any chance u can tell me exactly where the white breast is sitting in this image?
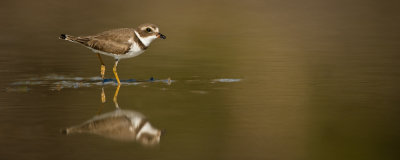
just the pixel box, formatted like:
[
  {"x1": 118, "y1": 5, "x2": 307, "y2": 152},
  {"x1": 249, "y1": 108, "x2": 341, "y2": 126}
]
[{"x1": 115, "y1": 38, "x2": 145, "y2": 59}]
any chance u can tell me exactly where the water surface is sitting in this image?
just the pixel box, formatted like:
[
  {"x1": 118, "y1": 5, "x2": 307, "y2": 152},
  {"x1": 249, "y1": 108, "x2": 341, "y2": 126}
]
[{"x1": 1, "y1": 0, "x2": 400, "y2": 160}]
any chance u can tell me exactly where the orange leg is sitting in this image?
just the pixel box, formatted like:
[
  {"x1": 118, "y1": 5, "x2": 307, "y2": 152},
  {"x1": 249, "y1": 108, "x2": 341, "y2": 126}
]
[
  {"x1": 97, "y1": 53, "x2": 106, "y2": 79},
  {"x1": 96, "y1": 87, "x2": 106, "y2": 115},
  {"x1": 101, "y1": 87, "x2": 106, "y2": 103},
  {"x1": 113, "y1": 84, "x2": 121, "y2": 109},
  {"x1": 112, "y1": 59, "x2": 121, "y2": 85}
]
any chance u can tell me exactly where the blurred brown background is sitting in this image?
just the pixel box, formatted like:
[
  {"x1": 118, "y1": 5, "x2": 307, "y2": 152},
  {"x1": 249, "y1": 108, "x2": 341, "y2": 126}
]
[{"x1": 0, "y1": 0, "x2": 400, "y2": 160}]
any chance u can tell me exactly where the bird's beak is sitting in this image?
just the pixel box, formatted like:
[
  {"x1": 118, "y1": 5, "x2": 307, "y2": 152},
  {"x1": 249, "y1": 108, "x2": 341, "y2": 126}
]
[{"x1": 157, "y1": 33, "x2": 166, "y2": 39}]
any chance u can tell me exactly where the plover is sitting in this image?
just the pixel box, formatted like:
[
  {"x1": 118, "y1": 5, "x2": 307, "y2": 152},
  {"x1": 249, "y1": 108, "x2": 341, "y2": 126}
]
[
  {"x1": 62, "y1": 109, "x2": 162, "y2": 145},
  {"x1": 59, "y1": 23, "x2": 166, "y2": 85}
]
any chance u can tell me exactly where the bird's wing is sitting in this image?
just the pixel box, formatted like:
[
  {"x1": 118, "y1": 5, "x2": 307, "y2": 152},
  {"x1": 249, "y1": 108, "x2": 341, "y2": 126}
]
[{"x1": 76, "y1": 28, "x2": 135, "y2": 55}]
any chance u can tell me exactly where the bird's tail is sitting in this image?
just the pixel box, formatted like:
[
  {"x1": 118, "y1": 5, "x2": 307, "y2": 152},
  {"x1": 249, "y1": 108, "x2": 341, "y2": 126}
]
[
  {"x1": 60, "y1": 128, "x2": 70, "y2": 135},
  {"x1": 59, "y1": 34, "x2": 90, "y2": 45},
  {"x1": 59, "y1": 34, "x2": 77, "y2": 42}
]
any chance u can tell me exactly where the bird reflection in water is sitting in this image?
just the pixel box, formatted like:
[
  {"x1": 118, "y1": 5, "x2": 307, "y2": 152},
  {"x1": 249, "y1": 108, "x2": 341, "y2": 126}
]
[{"x1": 62, "y1": 85, "x2": 163, "y2": 146}]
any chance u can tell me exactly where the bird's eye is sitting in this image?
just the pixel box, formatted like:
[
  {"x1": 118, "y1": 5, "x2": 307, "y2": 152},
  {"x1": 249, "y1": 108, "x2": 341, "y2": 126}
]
[{"x1": 146, "y1": 28, "x2": 152, "y2": 32}]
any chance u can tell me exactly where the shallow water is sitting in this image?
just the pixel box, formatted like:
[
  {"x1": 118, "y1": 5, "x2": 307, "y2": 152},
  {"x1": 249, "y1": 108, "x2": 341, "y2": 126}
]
[{"x1": 1, "y1": 0, "x2": 400, "y2": 160}]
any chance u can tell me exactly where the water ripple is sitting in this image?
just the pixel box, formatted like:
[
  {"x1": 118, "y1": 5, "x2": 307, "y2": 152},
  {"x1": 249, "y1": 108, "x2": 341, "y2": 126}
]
[{"x1": 7, "y1": 74, "x2": 241, "y2": 92}]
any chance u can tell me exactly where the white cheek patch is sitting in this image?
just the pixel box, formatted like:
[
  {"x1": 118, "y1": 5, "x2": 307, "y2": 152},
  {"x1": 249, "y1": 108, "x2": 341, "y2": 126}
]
[
  {"x1": 134, "y1": 31, "x2": 157, "y2": 47},
  {"x1": 140, "y1": 35, "x2": 157, "y2": 47},
  {"x1": 136, "y1": 122, "x2": 160, "y2": 140}
]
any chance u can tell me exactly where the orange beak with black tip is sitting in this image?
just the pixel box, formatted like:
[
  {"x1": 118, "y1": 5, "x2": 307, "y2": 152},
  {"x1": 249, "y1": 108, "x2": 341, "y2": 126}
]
[{"x1": 157, "y1": 33, "x2": 166, "y2": 39}]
